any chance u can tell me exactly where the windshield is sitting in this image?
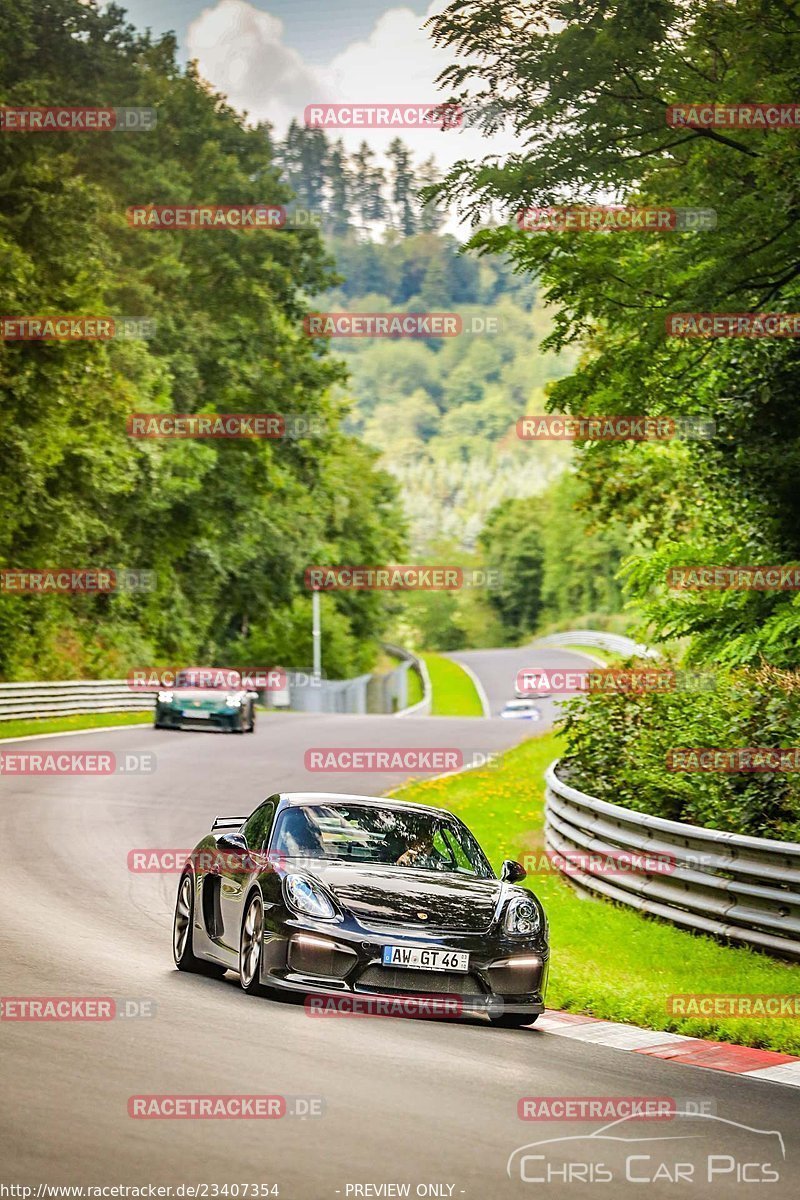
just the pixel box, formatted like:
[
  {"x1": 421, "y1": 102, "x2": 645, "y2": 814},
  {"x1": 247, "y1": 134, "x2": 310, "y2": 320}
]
[
  {"x1": 175, "y1": 668, "x2": 241, "y2": 689},
  {"x1": 270, "y1": 804, "x2": 493, "y2": 877}
]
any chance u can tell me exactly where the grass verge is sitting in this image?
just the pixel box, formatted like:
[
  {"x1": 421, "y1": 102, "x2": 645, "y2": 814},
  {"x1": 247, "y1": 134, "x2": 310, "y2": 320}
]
[
  {"x1": 405, "y1": 665, "x2": 424, "y2": 708},
  {"x1": 421, "y1": 652, "x2": 483, "y2": 717},
  {"x1": 0, "y1": 711, "x2": 152, "y2": 741},
  {"x1": 393, "y1": 730, "x2": 800, "y2": 1054}
]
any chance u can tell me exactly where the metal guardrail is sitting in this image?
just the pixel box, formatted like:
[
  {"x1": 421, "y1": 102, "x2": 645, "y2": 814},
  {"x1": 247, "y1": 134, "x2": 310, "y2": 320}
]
[
  {"x1": 532, "y1": 630, "x2": 661, "y2": 660},
  {"x1": 0, "y1": 646, "x2": 429, "y2": 723},
  {"x1": 384, "y1": 643, "x2": 431, "y2": 717},
  {"x1": 544, "y1": 760, "x2": 800, "y2": 961},
  {"x1": 0, "y1": 679, "x2": 156, "y2": 722}
]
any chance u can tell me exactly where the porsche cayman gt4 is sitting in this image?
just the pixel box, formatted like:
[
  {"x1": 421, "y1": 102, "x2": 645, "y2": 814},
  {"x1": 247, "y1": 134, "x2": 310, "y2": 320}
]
[{"x1": 173, "y1": 792, "x2": 549, "y2": 1027}]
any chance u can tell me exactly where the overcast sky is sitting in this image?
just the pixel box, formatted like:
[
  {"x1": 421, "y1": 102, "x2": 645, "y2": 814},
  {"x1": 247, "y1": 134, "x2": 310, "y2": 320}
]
[{"x1": 112, "y1": 0, "x2": 520, "y2": 173}]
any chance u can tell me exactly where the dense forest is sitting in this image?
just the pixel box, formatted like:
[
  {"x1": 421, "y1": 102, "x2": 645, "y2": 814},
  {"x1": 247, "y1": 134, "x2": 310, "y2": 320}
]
[
  {"x1": 424, "y1": 0, "x2": 800, "y2": 835},
  {"x1": 0, "y1": 0, "x2": 408, "y2": 680}
]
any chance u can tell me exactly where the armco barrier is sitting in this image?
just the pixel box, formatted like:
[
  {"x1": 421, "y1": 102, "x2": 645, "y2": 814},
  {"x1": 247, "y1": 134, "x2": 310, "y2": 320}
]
[
  {"x1": 532, "y1": 630, "x2": 660, "y2": 660},
  {"x1": 0, "y1": 646, "x2": 430, "y2": 722},
  {"x1": 0, "y1": 679, "x2": 157, "y2": 722},
  {"x1": 544, "y1": 760, "x2": 800, "y2": 961},
  {"x1": 383, "y1": 643, "x2": 431, "y2": 717}
]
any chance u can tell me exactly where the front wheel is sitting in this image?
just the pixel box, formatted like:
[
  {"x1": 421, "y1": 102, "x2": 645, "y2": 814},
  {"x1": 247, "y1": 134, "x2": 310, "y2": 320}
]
[
  {"x1": 239, "y1": 891, "x2": 266, "y2": 995},
  {"x1": 173, "y1": 872, "x2": 226, "y2": 977},
  {"x1": 490, "y1": 1011, "x2": 539, "y2": 1029}
]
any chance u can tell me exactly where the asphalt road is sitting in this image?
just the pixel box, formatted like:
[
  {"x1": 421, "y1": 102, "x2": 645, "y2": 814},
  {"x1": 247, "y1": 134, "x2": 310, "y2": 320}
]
[
  {"x1": 1, "y1": 648, "x2": 798, "y2": 1199},
  {"x1": 447, "y1": 644, "x2": 603, "y2": 719}
]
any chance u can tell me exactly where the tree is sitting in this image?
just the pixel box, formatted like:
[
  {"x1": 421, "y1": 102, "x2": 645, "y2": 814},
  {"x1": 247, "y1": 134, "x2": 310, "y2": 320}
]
[
  {"x1": 427, "y1": 0, "x2": 800, "y2": 665},
  {"x1": 479, "y1": 500, "x2": 546, "y2": 637},
  {"x1": 0, "y1": 0, "x2": 408, "y2": 679},
  {"x1": 325, "y1": 140, "x2": 353, "y2": 236},
  {"x1": 387, "y1": 138, "x2": 417, "y2": 236},
  {"x1": 351, "y1": 142, "x2": 387, "y2": 230}
]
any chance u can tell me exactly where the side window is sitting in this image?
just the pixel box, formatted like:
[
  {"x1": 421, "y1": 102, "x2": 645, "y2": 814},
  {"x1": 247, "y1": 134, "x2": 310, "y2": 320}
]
[
  {"x1": 432, "y1": 827, "x2": 456, "y2": 868},
  {"x1": 443, "y1": 828, "x2": 475, "y2": 873},
  {"x1": 242, "y1": 802, "x2": 276, "y2": 852}
]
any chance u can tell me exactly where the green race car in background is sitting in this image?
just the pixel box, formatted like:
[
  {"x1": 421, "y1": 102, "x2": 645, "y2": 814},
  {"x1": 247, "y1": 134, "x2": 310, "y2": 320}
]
[{"x1": 154, "y1": 668, "x2": 257, "y2": 733}]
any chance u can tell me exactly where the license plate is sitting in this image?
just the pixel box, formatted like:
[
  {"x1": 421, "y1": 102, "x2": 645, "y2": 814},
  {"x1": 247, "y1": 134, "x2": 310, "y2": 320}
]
[
  {"x1": 184, "y1": 710, "x2": 211, "y2": 718},
  {"x1": 382, "y1": 946, "x2": 469, "y2": 972}
]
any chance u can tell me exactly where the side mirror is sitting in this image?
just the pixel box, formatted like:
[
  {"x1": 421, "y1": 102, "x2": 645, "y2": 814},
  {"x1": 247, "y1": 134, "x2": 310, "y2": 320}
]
[
  {"x1": 217, "y1": 832, "x2": 248, "y2": 854},
  {"x1": 247, "y1": 691, "x2": 259, "y2": 701},
  {"x1": 501, "y1": 859, "x2": 527, "y2": 884}
]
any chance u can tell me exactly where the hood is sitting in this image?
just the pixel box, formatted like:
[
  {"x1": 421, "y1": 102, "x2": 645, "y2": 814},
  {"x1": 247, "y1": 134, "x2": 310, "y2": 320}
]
[{"x1": 301, "y1": 860, "x2": 503, "y2": 933}]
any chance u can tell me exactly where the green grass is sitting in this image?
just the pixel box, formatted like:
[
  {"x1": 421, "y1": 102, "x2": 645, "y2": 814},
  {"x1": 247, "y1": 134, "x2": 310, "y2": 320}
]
[
  {"x1": 384, "y1": 651, "x2": 425, "y2": 710},
  {"x1": 421, "y1": 652, "x2": 483, "y2": 717},
  {"x1": 393, "y1": 731, "x2": 800, "y2": 1054},
  {"x1": 405, "y1": 665, "x2": 424, "y2": 708},
  {"x1": 0, "y1": 710, "x2": 152, "y2": 741}
]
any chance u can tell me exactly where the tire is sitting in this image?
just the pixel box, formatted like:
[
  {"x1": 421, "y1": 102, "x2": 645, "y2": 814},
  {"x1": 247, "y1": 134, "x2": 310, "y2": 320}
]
[
  {"x1": 173, "y1": 871, "x2": 226, "y2": 977},
  {"x1": 490, "y1": 1012, "x2": 539, "y2": 1029},
  {"x1": 239, "y1": 891, "x2": 266, "y2": 995},
  {"x1": 246, "y1": 705, "x2": 256, "y2": 733}
]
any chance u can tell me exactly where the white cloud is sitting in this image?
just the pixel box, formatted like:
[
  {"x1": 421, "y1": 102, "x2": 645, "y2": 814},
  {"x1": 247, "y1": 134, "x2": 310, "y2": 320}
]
[
  {"x1": 187, "y1": 0, "x2": 320, "y2": 130},
  {"x1": 188, "y1": 0, "x2": 521, "y2": 173}
]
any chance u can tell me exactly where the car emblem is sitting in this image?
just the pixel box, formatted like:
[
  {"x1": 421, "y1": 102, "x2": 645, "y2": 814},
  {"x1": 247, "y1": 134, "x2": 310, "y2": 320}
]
[{"x1": 416, "y1": 911, "x2": 428, "y2": 920}]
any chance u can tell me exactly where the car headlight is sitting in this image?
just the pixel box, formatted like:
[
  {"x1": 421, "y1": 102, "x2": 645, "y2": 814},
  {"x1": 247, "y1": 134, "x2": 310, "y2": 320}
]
[
  {"x1": 284, "y1": 874, "x2": 337, "y2": 921},
  {"x1": 225, "y1": 695, "x2": 242, "y2": 707},
  {"x1": 504, "y1": 895, "x2": 541, "y2": 936},
  {"x1": 157, "y1": 691, "x2": 174, "y2": 704}
]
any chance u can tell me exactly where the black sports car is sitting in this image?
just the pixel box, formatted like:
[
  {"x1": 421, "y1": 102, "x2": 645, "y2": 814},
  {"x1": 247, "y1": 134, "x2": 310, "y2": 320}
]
[{"x1": 172, "y1": 792, "x2": 549, "y2": 1027}]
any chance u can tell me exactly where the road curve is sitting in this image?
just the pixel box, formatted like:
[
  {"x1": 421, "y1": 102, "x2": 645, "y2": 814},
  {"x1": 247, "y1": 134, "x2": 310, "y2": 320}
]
[{"x1": 1, "y1": 649, "x2": 798, "y2": 1198}]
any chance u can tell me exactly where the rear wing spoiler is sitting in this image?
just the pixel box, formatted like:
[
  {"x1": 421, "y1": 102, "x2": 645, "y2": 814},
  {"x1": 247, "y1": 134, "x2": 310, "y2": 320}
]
[{"x1": 212, "y1": 815, "x2": 247, "y2": 831}]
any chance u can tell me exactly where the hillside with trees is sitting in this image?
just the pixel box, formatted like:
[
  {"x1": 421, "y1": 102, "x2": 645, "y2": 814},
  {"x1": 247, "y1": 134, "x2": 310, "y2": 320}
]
[{"x1": 0, "y1": 0, "x2": 407, "y2": 680}]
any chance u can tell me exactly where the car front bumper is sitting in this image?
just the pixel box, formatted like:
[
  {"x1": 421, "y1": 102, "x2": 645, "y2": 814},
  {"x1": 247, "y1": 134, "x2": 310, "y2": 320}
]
[
  {"x1": 259, "y1": 919, "x2": 549, "y2": 1017},
  {"x1": 156, "y1": 705, "x2": 241, "y2": 730}
]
